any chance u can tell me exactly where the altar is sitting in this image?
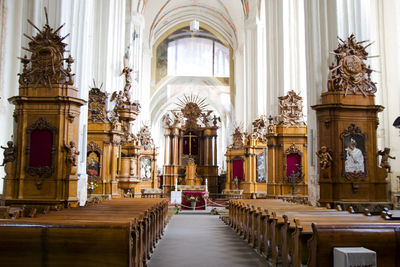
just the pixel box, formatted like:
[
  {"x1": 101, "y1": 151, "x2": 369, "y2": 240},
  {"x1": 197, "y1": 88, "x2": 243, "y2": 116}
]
[{"x1": 181, "y1": 191, "x2": 206, "y2": 210}]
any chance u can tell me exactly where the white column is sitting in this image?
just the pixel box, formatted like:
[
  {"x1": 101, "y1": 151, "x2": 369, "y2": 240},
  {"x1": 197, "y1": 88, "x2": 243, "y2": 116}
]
[
  {"x1": 304, "y1": 0, "x2": 339, "y2": 205},
  {"x1": 282, "y1": 0, "x2": 307, "y2": 116},
  {"x1": 264, "y1": 0, "x2": 284, "y2": 117},
  {"x1": 0, "y1": 0, "x2": 24, "y2": 194},
  {"x1": 370, "y1": 0, "x2": 400, "y2": 201}
]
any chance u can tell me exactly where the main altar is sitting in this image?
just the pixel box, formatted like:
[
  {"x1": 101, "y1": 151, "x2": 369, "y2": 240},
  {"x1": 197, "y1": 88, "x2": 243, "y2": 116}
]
[{"x1": 162, "y1": 95, "x2": 220, "y2": 195}]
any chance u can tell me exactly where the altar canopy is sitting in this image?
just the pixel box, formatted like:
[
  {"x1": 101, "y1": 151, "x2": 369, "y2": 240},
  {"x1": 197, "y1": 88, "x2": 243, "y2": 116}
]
[{"x1": 181, "y1": 191, "x2": 206, "y2": 210}]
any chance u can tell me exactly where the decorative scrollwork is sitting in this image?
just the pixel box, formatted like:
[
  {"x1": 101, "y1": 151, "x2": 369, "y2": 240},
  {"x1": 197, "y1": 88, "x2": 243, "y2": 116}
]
[
  {"x1": 87, "y1": 141, "x2": 102, "y2": 155},
  {"x1": 88, "y1": 86, "x2": 107, "y2": 123},
  {"x1": 284, "y1": 144, "x2": 303, "y2": 156},
  {"x1": 279, "y1": 90, "x2": 305, "y2": 126}
]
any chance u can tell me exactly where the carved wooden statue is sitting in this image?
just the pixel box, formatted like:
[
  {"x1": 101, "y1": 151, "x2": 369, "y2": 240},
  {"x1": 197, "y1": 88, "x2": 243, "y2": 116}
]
[
  {"x1": 377, "y1": 148, "x2": 396, "y2": 173},
  {"x1": 65, "y1": 140, "x2": 79, "y2": 166}
]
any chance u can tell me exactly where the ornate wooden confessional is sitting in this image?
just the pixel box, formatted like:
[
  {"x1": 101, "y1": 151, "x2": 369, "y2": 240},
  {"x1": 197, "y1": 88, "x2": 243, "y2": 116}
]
[
  {"x1": 162, "y1": 95, "x2": 220, "y2": 194},
  {"x1": 3, "y1": 11, "x2": 86, "y2": 207},
  {"x1": 312, "y1": 35, "x2": 391, "y2": 212}
]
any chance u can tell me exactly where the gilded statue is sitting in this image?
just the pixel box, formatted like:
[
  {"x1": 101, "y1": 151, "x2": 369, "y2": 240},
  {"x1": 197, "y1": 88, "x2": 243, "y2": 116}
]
[
  {"x1": 316, "y1": 146, "x2": 333, "y2": 169},
  {"x1": 65, "y1": 140, "x2": 80, "y2": 166},
  {"x1": 1, "y1": 141, "x2": 16, "y2": 166},
  {"x1": 377, "y1": 147, "x2": 396, "y2": 173}
]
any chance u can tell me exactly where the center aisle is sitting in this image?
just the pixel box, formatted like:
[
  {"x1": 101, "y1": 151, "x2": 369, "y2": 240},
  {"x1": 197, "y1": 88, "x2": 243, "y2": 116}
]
[{"x1": 148, "y1": 214, "x2": 268, "y2": 267}]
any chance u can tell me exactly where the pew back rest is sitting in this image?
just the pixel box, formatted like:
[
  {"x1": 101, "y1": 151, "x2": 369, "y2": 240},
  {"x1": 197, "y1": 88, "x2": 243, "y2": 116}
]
[
  {"x1": 0, "y1": 221, "x2": 132, "y2": 267},
  {"x1": 308, "y1": 223, "x2": 400, "y2": 267}
]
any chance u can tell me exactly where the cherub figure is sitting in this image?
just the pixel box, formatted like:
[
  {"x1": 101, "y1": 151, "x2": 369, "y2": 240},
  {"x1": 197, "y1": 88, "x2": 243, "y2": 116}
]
[
  {"x1": 65, "y1": 140, "x2": 80, "y2": 166},
  {"x1": 316, "y1": 146, "x2": 332, "y2": 169},
  {"x1": 1, "y1": 141, "x2": 16, "y2": 166},
  {"x1": 377, "y1": 147, "x2": 396, "y2": 173}
]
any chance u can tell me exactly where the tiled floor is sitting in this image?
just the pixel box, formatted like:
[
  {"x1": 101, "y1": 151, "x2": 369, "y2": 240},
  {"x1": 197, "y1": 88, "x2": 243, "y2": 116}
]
[{"x1": 148, "y1": 215, "x2": 268, "y2": 267}]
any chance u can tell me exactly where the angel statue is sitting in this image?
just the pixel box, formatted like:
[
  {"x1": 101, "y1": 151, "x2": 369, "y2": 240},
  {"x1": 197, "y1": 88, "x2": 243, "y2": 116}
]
[
  {"x1": 1, "y1": 141, "x2": 16, "y2": 166},
  {"x1": 316, "y1": 146, "x2": 333, "y2": 170},
  {"x1": 377, "y1": 147, "x2": 396, "y2": 173},
  {"x1": 65, "y1": 140, "x2": 80, "y2": 166}
]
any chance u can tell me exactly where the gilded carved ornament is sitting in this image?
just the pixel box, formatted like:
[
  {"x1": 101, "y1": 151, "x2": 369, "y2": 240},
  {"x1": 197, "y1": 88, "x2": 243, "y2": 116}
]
[
  {"x1": 88, "y1": 84, "x2": 108, "y2": 123},
  {"x1": 328, "y1": 34, "x2": 377, "y2": 96},
  {"x1": 278, "y1": 90, "x2": 305, "y2": 126},
  {"x1": 137, "y1": 125, "x2": 154, "y2": 150}
]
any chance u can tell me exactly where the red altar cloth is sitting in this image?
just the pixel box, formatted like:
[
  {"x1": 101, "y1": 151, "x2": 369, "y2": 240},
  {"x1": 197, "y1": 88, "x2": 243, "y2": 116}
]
[{"x1": 181, "y1": 191, "x2": 206, "y2": 210}]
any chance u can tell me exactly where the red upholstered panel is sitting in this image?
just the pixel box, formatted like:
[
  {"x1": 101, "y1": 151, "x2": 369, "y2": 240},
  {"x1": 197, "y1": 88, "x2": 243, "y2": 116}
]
[
  {"x1": 286, "y1": 153, "x2": 301, "y2": 177},
  {"x1": 233, "y1": 159, "x2": 244, "y2": 180},
  {"x1": 29, "y1": 130, "x2": 53, "y2": 167}
]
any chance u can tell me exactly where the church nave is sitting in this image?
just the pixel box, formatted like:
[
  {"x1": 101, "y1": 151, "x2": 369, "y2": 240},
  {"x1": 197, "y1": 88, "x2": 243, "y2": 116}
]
[{"x1": 148, "y1": 215, "x2": 267, "y2": 267}]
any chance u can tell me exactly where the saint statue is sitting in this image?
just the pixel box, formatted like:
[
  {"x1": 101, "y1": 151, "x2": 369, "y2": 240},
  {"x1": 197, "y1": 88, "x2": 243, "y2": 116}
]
[{"x1": 345, "y1": 138, "x2": 364, "y2": 173}]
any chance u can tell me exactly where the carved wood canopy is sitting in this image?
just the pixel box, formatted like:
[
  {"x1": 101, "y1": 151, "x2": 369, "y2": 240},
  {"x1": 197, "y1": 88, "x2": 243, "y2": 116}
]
[
  {"x1": 18, "y1": 9, "x2": 74, "y2": 87},
  {"x1": 328, "y1": 34, "x2": 377, "y2": 96}
]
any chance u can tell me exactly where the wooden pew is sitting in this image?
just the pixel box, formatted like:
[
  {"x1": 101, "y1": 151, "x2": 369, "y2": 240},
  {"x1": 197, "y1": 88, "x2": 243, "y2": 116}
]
[
  {"x1": 227, "y1": 199, "x2": 400, "y2": 267},
  {"x1": 0, "y1": 198, "x2": 168, "y2": 267},
  {"x1": 308, "y1": 223, "x2": 400, "y2": 267}
]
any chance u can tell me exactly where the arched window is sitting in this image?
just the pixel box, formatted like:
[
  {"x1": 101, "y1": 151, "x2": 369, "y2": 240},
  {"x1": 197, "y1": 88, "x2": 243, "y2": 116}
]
[{"x1": 156, "y1": 27, "x2": 230, "y2": 81}]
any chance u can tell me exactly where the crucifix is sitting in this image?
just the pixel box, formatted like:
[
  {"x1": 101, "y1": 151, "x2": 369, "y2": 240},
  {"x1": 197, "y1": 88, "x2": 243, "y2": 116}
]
[{"x1": 183, "y1": 132, "x2": 196, "y2": 155}]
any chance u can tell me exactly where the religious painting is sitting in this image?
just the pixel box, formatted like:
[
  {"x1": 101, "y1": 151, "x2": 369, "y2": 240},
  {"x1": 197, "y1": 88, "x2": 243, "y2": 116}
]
[
  {"x1": 340, "y1": 124, "x2": 367, "y2": 180},
  {"x1": 87, "y1": 151, "x2": 100, "y2": 177},
  {"x1": 257, "y1": 150, "x2": 266, "y2": 183},
  {"x1": 141, "y1": 157, "x2": 152, "y2": 180}
]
